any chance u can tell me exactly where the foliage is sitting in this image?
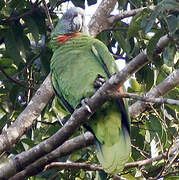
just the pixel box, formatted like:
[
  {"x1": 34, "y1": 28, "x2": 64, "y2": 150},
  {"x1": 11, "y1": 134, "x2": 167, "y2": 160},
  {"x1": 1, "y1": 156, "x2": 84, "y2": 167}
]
[{"x1": 0, "y1": 0, "x2": 178, "y2": 179}]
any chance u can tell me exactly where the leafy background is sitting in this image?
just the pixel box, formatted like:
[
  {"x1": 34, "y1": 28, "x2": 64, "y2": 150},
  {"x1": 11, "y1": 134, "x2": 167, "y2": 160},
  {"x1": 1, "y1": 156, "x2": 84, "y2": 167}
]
[{"x1": 0, "y1": 0, "x2": 178, "y2": 179}]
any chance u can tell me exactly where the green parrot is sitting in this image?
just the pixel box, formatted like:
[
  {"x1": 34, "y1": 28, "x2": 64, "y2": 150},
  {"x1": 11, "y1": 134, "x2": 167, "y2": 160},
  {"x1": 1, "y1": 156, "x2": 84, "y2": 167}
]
[{"x1": 50, "y1": 7, "x2": 131, "y2": 174}]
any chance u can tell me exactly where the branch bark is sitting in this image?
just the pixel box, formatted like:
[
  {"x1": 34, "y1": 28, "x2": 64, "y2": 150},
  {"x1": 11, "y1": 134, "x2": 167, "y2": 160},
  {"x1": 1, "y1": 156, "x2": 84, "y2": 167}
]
[
  {"x1": 9, "y1": 132, "x2": 95, "y2": 180},
  {"x1": 109, "y1": 91, "x2": 179, "y2": 106},
  {"x1": 0, "y1": 74, "x2": 54, "y2": 154},
  {"x1": 88, "y1": 0, "x2": 118, "y2": 37},
  {"x1": 107, "y1": 7, "x2": 147, "y2": 25},
  {"x1": 10, "y1": 135, "x2": 179, "y2": 179}
]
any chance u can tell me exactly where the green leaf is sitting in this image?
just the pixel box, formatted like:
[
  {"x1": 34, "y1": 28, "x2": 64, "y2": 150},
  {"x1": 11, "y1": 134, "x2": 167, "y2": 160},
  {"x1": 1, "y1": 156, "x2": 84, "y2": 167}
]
[
  {"x1": 31, "y1": 12, "x2": 46, "y2": 35},
  {"x1": 136, "y1": 65, "x2": 154, "y2": 90},
  {"x1": 163, "y1": 42, "x2": 176, "y2": 67},
  {"x1": 50, "y1": 0, "x2": 58, "y2": 8},
  {"x1": 0, "y1": 0, "x2": 5, "y2": 10},
  {"x1": 3, "y1": 29, "x2": 23, "y2": 62},
  {"x1": 0, "y1": 58, "x2": 13, "y2": 67},
  {"x1": 141, "y1": 6, "x2": 162, "y2": 33},
  {"x1": 129, "y1": 0, "x2": 141, "y2": 8},
  {"x1": 146, "y1": 114, "x2": 163, "y2": 141},
  {"x1": 9, "y1": 85, "x2": 20, "y2": 104},
  {"x1": 0, "y1": 115, "x2": 7, "y2": 129},
  {"x1": 145, "y1": 68, "x2": 154, "y2": 90},
  {"x1": 129, "y1": 78, "x2": 142, "y2": 93},
  {"x1": 97, "y1": 31, "x2": 110, "y2": 45},
  {"x1": 4, "y1": 66, "x2": 17, "y2": 75},
  {"x1": 166, "y1": 15, "x2": 178, "y2": 34},
  {"x1": 131, "y1": 126, "x2": 145, "y2": 160},
  {"x1": 165, "y1": 176, "x2": 179, "y2": 180},
  {"x1": 156, "y1": 70, "x2": 167, "y2": 84},
  {"x1": 8, "y1": 0, "x2": 24, "y2": 9},
  {"x1": 161, "y1": 0, "x2": 179, "y2": 10},
  {"x1": 127, "y1": 11, "x2": 146, "y2": 39},
  {"x1": 113, "y1": 32, "x2": 131, "y2": 57},
  {"x1": 40, "y1": 47, "x2": 52, "y2": 74},
  {"x1": 147, "y1": 30, "x2": 165, "y2": 61},
  {"x1": 21, "y1": 138, "x2": 35, "y2": 148},
  {"x1": 71, "y1": 0, "x2": 85, "y2": 8},
  {"x1": 118, "y1": 0, "x2": 127, "y2": 7},
  {"x1": 87, "y1": 0, "x2": 97, "y2": 6},
  {"x1": 23, "y1": 16, "x2": 39, "y2": 44}
]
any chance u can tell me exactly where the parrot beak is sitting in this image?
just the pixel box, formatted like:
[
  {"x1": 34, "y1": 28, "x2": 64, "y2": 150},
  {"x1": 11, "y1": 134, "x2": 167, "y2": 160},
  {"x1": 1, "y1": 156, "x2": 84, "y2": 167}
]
[{"x1": 72, "y1": 14, "x2": 83, "y2": 32}]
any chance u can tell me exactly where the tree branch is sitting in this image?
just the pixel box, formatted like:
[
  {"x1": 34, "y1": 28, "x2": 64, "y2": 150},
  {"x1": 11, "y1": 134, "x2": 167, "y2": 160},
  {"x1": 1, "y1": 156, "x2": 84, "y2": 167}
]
[
  {"x1": 9, "y1": 132, "x2": 95, "y2": 180},
  {"x1": 10, "y1": 135, "x2": 179, "y2": 179},
  {"x1": 0, "y1": 66, "x2": 28, "y2": 89},
  {"x1": 109, "y1": 92, "x2": 179, "y2": 106},
  {"x1": 41, "y1": 0, "x2": 54, "y2": 31},
  {"x1": 0, "y1": 34, "x2": 171, "y2": 179},
  {"x1": 44, "y1": 162, "x2": 102, "y2": 171},
  {"x1": 0, "y1": 7, "x2": 40, "y2": 25},
  {"x1": 0, "y1": 74, "x2": 54, "y2": 154},
  {"x1": 129, "y1": 69, "x2": 179, "y2": 119},
  {"x1": 107, "y1": 7, "x2": 147, "y2": 25},
  {"x1": 88, "y1": 0, "x2": 118, "y2": 37}
]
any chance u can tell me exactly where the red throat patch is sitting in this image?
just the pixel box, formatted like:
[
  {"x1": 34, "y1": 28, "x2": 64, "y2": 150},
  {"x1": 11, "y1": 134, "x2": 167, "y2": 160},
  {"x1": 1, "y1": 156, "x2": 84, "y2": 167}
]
[{"x1": 56, "y1": 32, "x2": 82, "y2": 45}]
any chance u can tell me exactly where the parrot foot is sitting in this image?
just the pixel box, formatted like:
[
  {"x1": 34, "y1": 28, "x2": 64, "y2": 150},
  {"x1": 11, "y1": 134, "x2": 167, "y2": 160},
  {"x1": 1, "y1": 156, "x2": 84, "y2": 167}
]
[
  {"x1": 81, "y1": 98, "x2": 92, "y2": 113},
  {"x1": 94, "y1": 74, "x2": 106, "y2": 90}
]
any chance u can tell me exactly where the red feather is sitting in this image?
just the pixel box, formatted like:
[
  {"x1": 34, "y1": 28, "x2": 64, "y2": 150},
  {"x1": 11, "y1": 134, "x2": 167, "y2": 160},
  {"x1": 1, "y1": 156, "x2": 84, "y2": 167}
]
[{"x1": 56, "y1": 33, "x2": 81, "y2": 45}]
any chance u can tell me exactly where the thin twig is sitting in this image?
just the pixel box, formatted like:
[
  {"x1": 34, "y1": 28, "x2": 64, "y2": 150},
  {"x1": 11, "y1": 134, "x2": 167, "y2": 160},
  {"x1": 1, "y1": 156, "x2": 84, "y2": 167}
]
[
  {"x1": 0, "y1": 7, "x2": 39, "y2": 25},
  {"x1": 109, "y1": 92, "x2": 179, "y2": 106},
  {"x1": 131, "y1": 144, "x2": 149, "y2": 158},
  {"x1": 41, "y1": 0, "x2": 54, "y2": 31},
  {"x1": 108, "y1": 7, "x2": 148, "y2": 25},
  {"x1": 14, "y1": 52, "x2": 42, "y2": 80},
  {"x1": 0, "y1": 66, "x2": 27, "y2": 89},
  {"x1": 163, "y1": 170, "x2": 179, "y2": 178},
  {"x1": 45, "y1": 162, "x2": 103, "y2": 171}
]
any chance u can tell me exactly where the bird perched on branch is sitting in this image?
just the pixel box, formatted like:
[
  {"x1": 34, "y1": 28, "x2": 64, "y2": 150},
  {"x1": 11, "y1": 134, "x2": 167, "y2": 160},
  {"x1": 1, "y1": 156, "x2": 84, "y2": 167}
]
[{"x1": 50, "y1": 7, "x2": 131, "y2": 174}]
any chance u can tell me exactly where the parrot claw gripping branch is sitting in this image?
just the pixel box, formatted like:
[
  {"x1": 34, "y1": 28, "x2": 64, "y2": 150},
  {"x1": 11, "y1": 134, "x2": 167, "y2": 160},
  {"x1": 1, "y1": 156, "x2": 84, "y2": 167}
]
[{"x1": 50, "y1": 7, "x2": 131, "y2": 174}]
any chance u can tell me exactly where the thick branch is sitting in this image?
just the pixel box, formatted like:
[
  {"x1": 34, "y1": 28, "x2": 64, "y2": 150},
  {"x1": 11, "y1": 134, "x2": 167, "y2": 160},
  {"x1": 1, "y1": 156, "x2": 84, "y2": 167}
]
[
  {"x1": 10, "y1": 135, "x2": 179, "y2": 179},
  {"x1": 88, "y1": 0, "x2": 118, "y2": 37},
  {"x1": 129, "y1": 69, "x2": 179, "y2": 119},
  {"x1": 0, "y1": 74, "x2": 54, "y2": 154},
  {"x1": 9, "y1": 132, "x2": 95, "y2": 180},
  {"x1": 0, "y1": 35, "x2": 170, "y2": 179}
]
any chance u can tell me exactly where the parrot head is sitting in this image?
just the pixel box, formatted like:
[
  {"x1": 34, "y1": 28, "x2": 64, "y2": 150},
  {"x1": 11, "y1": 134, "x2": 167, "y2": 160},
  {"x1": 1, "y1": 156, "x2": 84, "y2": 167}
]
[{"x1": 52, "y1": 7, "x2": 87, "y2": 37}]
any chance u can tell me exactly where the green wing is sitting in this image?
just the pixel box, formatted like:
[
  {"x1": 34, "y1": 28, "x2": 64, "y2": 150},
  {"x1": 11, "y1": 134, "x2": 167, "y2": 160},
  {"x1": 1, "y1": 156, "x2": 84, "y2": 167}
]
[{"x1": 91, "y1": 40, "x2": 118, "y2": 76}]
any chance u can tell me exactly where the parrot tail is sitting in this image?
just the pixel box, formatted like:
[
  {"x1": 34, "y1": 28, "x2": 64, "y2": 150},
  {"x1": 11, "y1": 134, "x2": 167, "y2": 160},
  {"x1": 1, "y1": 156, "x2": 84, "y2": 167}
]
[{"x1": 95, "y1": 127, "x2": 131, "y2": 174}]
